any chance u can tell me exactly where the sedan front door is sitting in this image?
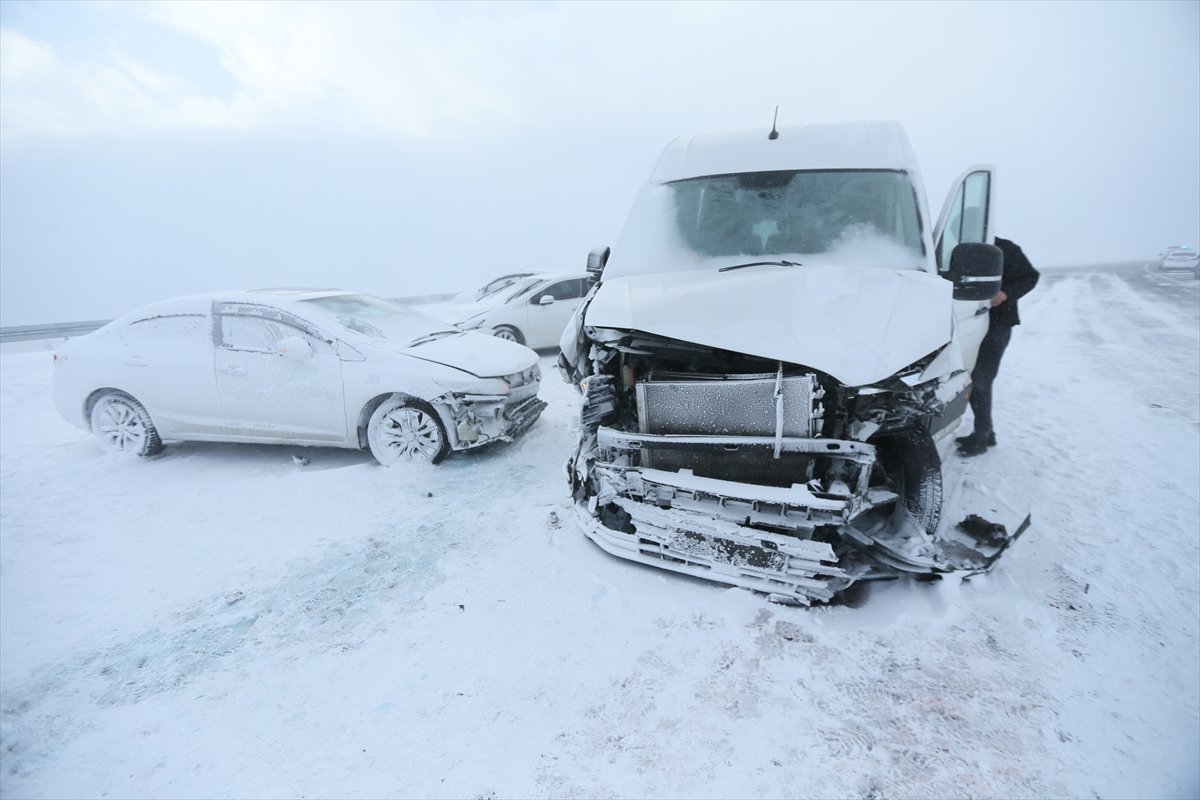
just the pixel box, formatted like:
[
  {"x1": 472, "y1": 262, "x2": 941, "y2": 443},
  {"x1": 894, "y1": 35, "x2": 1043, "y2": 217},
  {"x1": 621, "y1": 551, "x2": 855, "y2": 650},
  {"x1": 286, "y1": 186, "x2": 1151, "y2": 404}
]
[
  {"x1": 524, "y1": 279, "x2": 587, "y2": 349},
  {"x1": 213, "y1": 303, "x2": 348, "y2": 443}
]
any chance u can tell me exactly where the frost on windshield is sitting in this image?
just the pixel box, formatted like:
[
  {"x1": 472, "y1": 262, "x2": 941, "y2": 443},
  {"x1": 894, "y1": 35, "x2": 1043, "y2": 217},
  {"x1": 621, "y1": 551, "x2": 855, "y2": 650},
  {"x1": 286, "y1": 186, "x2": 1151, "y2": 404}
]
[
  {"x1": 606, "y1": 169, "x2": 925, "y2": 277},
  {"x1": 300, "y1": 294, "x2": 451, "y2": 342}
]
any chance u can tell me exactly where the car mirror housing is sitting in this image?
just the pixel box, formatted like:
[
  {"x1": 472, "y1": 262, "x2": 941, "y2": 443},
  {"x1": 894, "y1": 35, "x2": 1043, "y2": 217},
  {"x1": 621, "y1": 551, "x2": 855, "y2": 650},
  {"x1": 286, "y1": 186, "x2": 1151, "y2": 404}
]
[
  {"x1": 276, "y1": 335, "x2": 313, "y2": 360},
  {"x1": 948, "y1": 242, "x2": 1003, "y2": 301},
  {"x1": 538, "y1": 295, "x2": 556, "y2": 306},
  {"x1": 586, "y1": 245, "x2": 610, "y2": 287}
]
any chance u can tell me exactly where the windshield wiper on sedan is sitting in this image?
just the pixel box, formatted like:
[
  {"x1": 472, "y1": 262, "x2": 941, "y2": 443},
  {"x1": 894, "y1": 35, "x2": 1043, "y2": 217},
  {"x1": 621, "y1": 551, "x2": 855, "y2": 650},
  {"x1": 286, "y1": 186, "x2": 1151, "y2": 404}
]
[
  {"x1": 718, "y1": 259, "x2": 803, "y2": 273},
  {"x1": 407, "y1": 330, "x2": 461, "y2": 347}
]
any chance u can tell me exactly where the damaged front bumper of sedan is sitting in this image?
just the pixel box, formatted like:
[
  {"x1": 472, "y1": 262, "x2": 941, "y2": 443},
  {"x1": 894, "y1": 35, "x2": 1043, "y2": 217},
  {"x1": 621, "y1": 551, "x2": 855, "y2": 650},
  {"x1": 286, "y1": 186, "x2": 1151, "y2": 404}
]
[{"x1": 437, "y1": 366, "x2": 548, "y2": 452}]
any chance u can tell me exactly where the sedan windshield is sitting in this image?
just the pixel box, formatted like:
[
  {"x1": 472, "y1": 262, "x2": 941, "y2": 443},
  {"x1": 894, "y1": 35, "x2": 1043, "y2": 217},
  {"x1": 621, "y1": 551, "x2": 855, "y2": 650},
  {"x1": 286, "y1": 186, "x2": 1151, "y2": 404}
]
[
  {"x1": 607, "y1": 169, "x2": 926, "y2": 278},
  {"x1": 300, "y1": 294, "x2": 454, "y2": 343}
]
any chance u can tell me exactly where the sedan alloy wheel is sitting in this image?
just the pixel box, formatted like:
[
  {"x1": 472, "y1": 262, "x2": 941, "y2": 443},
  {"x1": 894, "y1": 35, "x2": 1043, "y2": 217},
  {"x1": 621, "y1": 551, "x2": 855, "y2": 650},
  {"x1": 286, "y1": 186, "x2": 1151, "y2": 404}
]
[{"x1": 367, "y1": 398, "x2": 448, "y2": 465}]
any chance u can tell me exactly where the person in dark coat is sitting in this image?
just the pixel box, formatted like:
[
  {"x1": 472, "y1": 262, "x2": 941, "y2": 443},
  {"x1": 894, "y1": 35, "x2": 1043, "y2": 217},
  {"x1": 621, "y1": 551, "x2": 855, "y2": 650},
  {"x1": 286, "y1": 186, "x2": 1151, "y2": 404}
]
[{"x1": 956, "y1": 236, "x2": 1040, "y2": 456}]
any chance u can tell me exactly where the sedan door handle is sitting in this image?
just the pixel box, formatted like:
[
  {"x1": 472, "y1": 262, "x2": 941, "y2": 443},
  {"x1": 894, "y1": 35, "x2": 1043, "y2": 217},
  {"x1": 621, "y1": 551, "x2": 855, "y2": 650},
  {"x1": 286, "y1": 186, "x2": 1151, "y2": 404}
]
[
  {"x1": 219, "y1": 363, "x2": 247, "y2": 377},
  {"x1": 122, "y1": 355, "x2": 147, "y2": 367}
]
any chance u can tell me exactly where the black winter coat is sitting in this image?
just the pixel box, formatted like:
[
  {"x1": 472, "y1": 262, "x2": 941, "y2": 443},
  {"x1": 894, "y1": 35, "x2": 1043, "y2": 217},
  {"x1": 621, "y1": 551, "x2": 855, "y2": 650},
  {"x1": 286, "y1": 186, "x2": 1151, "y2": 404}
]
[{"x1": 990, "y1": 237, "x2": 1039, "y2": 327}]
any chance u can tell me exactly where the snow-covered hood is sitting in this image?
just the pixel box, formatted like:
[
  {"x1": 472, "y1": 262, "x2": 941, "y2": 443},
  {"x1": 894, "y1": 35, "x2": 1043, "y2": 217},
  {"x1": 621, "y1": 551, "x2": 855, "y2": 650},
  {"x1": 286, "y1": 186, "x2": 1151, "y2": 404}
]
[
  {"x1": 584, "y1": 266, "x2": 953, "y2": 387},
  {"x1": 399, "y1": 332, "x2": 538, "y2": 378}
]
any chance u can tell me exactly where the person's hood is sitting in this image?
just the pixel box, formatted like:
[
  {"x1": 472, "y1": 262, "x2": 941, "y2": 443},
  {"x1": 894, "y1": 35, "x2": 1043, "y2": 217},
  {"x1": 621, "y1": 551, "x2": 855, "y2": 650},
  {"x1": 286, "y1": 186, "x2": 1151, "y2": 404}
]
[
  {"x1": 399, "y1": 331, "x2": 538, "y2": 378},
  {"x1": 583, "y1": 266, "x2": 953, "y2": 387}
]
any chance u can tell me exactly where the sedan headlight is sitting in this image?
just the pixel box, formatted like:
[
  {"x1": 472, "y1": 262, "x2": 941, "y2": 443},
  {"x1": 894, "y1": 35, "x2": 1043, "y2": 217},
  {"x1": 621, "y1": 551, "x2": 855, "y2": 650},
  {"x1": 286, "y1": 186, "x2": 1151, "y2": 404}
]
[
  {"x1": 433, "y1": 375, "x2": 510, "y2": 396},
  {"x1": 504, "y1": 363, "x2": 542, "y2": 388}
]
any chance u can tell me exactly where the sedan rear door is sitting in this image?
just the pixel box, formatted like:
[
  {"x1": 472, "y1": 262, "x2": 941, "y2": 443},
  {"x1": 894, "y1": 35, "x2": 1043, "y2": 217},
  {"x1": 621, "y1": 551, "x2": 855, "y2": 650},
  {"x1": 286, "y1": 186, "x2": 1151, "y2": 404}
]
[{"x1": 115, "y1": 312, "x2": 226, "y2": 437}]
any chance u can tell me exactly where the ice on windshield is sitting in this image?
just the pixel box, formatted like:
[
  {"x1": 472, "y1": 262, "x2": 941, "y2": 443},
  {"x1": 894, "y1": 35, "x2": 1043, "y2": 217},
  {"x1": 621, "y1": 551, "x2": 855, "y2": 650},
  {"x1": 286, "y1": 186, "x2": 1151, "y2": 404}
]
[
  {"x1": 300, "y1": 294, "x2": 454, "y2": 343},
  {"x1": 606, "y1": 169, "x2": 926, "y2": 277}
]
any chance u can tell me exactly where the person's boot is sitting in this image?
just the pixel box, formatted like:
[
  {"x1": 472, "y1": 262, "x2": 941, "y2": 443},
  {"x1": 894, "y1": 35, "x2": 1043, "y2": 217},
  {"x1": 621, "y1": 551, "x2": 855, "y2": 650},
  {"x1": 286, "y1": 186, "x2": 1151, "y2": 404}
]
[{"x1": 956, "y1": 430, "x2": 996, "y2": 456}]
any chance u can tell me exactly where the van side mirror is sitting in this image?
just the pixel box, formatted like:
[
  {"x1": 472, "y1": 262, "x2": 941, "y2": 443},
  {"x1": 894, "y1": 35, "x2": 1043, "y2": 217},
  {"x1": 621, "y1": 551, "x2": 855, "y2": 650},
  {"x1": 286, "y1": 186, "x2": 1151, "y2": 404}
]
[
  {"x1": 586, "y1": 246, "x2": 610, "y2": 286},
  {"x1": 948, "y1": 242, "x2": 1003, "y2": 301}
]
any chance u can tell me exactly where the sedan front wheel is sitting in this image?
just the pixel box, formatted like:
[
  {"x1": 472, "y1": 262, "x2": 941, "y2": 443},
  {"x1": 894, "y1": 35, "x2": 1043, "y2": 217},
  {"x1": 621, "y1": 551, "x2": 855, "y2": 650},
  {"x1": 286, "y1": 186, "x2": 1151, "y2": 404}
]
[
  {"x1": 367, "y1": 397, "x2": 448, "y2": 465},
  {"x1": 492, "y1": 325, "x2": 524, "y2": 344}
]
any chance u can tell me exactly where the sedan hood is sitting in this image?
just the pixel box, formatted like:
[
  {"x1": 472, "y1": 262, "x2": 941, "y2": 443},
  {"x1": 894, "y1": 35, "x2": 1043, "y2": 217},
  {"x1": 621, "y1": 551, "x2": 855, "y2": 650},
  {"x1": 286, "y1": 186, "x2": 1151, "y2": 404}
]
[
  {"x1": 401, "y1": 331, "x2": 538, "y2": 378},
  {"x1": 584, "y1": 266, "x2": 953, "y2": 386}
]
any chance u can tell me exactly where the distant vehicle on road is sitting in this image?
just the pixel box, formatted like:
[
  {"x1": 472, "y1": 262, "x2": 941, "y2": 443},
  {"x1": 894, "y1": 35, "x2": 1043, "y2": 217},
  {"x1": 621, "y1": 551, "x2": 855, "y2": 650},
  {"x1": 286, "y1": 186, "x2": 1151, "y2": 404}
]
[
  {"x1": 438, "y1": 273, "x2": 590, "y2": 349},
  {"x1": 53, "y1": 289, "x2": 546, "y2": 465},
  {"x1": 1158, "y1": 245, "x2": 1199, "y2": 277}
]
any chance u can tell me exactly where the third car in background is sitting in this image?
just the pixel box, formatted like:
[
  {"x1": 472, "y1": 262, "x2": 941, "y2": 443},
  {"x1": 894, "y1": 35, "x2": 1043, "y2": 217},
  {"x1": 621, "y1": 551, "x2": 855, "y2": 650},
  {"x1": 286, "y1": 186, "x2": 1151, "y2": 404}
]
[
  {"x1": 1159, "y1": 245, "x2": 1199, "y2": 277},
  {"x1": 438, "y1": 273, "x2": 589, "y2": 350}
]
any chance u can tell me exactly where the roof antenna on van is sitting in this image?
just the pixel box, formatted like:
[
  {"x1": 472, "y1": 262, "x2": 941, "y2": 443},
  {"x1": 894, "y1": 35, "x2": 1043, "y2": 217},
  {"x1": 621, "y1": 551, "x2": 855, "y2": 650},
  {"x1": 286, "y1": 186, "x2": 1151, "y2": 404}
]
[{"x1": 768, "y1": 106, "x2": 780, "y2": 140}]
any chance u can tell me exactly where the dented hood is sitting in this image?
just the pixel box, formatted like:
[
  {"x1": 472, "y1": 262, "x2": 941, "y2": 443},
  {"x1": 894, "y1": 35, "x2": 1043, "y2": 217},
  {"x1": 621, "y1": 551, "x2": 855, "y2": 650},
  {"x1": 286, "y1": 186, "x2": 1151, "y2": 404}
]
[
  {"x1": 584, "y1": 266, "x2": 953, "y2": 387},
  {"x1": 399, "y1": 332, "x2": 537, "y2": 378}
]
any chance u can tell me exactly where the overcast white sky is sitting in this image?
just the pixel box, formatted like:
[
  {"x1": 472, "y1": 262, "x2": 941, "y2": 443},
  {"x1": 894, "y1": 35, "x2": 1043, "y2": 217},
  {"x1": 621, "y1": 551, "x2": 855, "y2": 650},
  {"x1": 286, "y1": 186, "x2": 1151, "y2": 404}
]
[{"x1": 1, "y1": 0, "x2": 1197, "y2": 325}]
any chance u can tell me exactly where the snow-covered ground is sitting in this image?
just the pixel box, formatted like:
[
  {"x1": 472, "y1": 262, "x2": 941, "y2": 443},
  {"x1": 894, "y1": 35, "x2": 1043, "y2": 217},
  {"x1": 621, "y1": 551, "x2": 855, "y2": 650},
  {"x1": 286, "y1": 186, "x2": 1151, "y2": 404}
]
[{"x1": 1, "y1": 263, "x2": 1197, "y2": 798}]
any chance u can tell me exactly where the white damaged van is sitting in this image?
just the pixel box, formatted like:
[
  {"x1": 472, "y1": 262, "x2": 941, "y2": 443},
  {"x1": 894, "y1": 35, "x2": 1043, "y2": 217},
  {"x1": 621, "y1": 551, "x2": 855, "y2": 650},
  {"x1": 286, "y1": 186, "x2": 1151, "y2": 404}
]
[{"x1": 559, "y1": 121, "x2": 1029, "y2": 604}]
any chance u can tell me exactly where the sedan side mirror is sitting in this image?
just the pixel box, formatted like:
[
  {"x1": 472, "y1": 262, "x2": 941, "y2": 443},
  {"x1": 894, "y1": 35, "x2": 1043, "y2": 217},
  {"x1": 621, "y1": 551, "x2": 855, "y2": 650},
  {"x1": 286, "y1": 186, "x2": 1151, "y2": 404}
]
[
  {"x1": 948, "y1": 242, "x2": 1003, "y2": 301},
  {"x1": 276, "y1": 335, "x2": 313, "y2": 360},
  {"x1": 538, "y1": 295, "x2": 556, "y2": 306}
]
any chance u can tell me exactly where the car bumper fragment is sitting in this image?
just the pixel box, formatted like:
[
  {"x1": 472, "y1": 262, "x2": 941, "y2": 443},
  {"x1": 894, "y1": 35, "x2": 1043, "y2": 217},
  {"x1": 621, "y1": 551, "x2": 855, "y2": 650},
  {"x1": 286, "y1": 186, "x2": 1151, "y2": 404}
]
[
  {"x1": 574, "y1": 501, "x2": 847, "y2": 605},
  {"x1": 503, "y1": 395, "x2": 548, "y2": 440}
]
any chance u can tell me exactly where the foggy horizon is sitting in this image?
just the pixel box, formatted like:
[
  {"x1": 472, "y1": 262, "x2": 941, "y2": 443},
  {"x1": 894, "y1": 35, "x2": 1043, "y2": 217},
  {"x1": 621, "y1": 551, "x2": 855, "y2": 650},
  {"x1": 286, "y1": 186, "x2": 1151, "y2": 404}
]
[{"x1": 2, "y1": 0, "x2": 1197, "y2": 325}]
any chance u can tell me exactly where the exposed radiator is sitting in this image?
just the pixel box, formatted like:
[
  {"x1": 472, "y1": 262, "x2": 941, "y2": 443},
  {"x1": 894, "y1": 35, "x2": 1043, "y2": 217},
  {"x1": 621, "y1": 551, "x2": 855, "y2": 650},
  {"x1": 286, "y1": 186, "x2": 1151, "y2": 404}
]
[{"x1": 635, "y1": 371, "x2": 818, "y2": 437}]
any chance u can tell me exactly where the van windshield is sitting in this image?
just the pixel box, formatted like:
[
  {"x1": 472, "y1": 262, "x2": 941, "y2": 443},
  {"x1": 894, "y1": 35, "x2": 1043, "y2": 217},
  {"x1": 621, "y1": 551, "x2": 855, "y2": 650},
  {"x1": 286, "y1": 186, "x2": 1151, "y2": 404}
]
[{"x1": 606, "y1": 169, "x2": 926, "y2": 277}]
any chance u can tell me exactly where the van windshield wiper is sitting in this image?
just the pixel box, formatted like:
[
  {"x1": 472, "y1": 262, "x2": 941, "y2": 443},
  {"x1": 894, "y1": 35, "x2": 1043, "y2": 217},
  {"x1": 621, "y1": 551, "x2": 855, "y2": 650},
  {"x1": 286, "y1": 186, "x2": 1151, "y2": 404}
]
[{"x1": 718, "y1": 259, "x2": 803, "y2": 273}]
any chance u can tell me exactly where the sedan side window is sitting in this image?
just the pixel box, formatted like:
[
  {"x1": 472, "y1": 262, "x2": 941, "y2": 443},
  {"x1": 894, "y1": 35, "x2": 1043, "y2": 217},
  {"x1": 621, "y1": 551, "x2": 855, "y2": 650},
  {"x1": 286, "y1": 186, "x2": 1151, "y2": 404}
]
[
  {"x1": 121, "y1": 314, "x2": 208, "y2": 345},
  {"x1": 533, "y1": 280, "x2": 585, "y2": 304},
  {"x1": 218, "y1": 315, "x2": 308, "y2": 353}
]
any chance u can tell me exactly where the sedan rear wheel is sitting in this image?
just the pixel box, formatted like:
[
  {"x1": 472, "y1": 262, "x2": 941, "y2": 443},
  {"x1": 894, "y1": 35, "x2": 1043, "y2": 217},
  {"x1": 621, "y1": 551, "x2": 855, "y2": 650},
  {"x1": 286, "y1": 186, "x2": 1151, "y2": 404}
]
[
  {"x1": 90, "y1": 391, "x2": 164, "y2": 457},
  {"x1": 367, "y1": 398, "x2": 448, "y2": 465}
]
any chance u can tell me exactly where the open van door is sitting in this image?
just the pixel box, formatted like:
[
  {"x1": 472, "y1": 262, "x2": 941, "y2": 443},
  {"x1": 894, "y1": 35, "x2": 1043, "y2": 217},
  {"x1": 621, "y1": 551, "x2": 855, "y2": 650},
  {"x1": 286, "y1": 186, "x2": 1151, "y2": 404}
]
[{"x1": 934, "y1": 166, "x2": 996, "y2": 373}]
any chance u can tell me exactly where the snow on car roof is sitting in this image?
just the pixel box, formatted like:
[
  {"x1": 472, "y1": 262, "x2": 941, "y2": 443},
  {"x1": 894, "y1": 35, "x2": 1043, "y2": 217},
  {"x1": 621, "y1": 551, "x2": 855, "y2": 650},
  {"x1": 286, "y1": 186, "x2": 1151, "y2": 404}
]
[
  {"x1": 113, "y1": 289, "x2": 367, "y2": 323},
  {"x1": 650, "y1": 120, "x2": 919, "y2": 183}
]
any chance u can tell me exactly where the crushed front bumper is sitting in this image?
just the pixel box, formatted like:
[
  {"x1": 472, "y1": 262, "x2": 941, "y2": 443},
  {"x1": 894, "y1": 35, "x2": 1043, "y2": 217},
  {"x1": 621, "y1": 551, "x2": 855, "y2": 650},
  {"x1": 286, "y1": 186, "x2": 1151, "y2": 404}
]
[{"x1": 575, "y1": 452, "x2": 1031, "y2": 604}]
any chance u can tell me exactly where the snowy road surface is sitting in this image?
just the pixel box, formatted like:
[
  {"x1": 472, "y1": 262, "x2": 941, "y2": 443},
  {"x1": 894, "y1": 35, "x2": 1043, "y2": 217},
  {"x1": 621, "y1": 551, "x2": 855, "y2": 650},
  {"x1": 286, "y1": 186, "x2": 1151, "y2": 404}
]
[{"x1": 2, "y1": 263, "x2": 1198, "y2": 798}]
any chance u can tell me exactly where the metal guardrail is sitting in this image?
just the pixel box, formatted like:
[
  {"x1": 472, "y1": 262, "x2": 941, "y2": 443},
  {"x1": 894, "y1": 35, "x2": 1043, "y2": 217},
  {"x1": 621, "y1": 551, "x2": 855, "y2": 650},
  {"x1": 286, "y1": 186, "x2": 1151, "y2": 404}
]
[
  {"x1": 0, "y1": 293, "x2": 457, "y2": 345},
  {"x1": 0, "y1": 320, "x2": 113, "y2": 343}
]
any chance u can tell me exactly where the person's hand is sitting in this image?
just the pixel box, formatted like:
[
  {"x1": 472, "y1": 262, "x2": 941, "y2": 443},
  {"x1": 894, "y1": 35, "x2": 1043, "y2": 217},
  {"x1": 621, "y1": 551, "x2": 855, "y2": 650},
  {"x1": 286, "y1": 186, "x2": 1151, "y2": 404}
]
[{"x1": 990, "y1": 290, "x2": 1008, "y2": 308}]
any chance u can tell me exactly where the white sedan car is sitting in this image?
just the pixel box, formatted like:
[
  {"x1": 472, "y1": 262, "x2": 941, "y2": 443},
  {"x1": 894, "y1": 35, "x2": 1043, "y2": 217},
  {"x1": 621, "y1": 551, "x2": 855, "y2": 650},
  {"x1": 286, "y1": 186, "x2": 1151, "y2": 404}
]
[
  {"x1": 53, "y1": 289, "x2": 547, "y2": 465},
  {"x1": 437, "y1": 273, "x2": 590, "y2": 350}
]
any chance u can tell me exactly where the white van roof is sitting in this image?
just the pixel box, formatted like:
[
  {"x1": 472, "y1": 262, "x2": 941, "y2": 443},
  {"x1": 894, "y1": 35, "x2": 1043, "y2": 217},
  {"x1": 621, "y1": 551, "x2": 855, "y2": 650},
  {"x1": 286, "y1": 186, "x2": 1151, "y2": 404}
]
[{"x1": 649, "y1": 120, "x2": 919, "y2": 183}]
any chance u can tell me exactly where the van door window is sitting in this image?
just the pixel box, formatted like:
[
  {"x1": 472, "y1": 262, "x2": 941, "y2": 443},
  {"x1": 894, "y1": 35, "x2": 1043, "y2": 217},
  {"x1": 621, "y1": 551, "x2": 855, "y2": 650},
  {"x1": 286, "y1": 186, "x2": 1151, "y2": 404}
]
[{"x1": 937, "y1": 170, "x2": 991, "y2": 272}]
